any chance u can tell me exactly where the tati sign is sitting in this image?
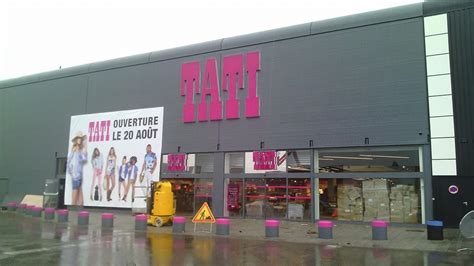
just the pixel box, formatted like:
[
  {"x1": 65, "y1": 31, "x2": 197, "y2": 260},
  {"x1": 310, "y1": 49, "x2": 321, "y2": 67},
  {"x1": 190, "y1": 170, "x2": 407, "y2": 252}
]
[
  {"x1": 253, "y1": 151, "x2": 277, "y2": 170},
  {"x1": 180, "y1": 51, "x2": 261, "y2": 123},
  {"x1": 167, "y1": 153, "x2": 186, "y2": 172}
]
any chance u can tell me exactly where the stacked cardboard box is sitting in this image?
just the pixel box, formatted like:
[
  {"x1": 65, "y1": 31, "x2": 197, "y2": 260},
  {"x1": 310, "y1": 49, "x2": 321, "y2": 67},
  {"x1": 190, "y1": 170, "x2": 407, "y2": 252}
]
[
  {"x1": 362, "y1": 179, "x2": 390, "y2": 221},
  {"x1": 245, "y1": 200, "x2": 264, "y2": 217},
  {"x1": 337, "y1": 184, "x2": 363, "y2": 221},
  {"x1": 389, "y1": 185, "x2": 405, "y2": 223},
  {"x1": 389, "y1": 184, "x2": 420, "y2": 223}
]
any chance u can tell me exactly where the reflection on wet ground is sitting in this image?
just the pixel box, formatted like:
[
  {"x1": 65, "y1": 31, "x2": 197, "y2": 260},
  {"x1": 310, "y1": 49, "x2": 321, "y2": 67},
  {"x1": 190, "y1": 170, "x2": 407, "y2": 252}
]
[{"x1": 0, "y1": 213, "x2": 473, "y2": 265}]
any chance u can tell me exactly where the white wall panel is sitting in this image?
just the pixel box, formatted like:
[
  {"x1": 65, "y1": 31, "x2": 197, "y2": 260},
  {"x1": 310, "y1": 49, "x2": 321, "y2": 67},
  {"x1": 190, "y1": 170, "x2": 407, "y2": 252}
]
[
  {"x1": 432, "y1": 159, "x2": 457, "y2": 176},
  {"x1": 428, "y1": 95, "x2": 453, "y2": 117},
  {"x1": 428, "y1": 74, "x2": 452, "y2": 96},
  {"x1": 426, "y1": 54, "x2": 451, "y2": 76},
  {"x1": 424, "y1": 14, "x2": 448, "y2": 36},
  {"x1": 425, "y1": 34, "x2": 449, "y2": 56},
  {"x1": 431, "y1": 138, "x2": 456, "y2": 159},
  {"x1": 430, "y1": 116, "x2": 455, "y2": 138}
]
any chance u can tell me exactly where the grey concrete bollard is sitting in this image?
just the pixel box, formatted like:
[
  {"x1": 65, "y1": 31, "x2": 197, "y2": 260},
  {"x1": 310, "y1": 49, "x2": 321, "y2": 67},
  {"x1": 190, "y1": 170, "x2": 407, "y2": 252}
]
[
  {"x1": 372, "y1": 220, "x2": 389, "y2": 240},
  {"x1": 57, "y1": 209, "x2": 69, "y2": 223},
  {"x1": 78, "y1": 211, "x2": 90, "y2": 226},
  {"x1": 265, "y1": 220, "x2": 280, "y2": 238},
  {"x1": 135, "y1": 214, "x2": 148, "y2": 230},
  {"x1": 216, "y1": 218, "x2": 230, "y2": 236},
  {"x1": 102, "y1": 213, "x2": 114, "y2": 228},
  {"x1": 44, "y1": 208, "x2": 55, "y2": 220},
  {"x1": 32, "y1": 207, "x2": 43, "y2": 218},
  {"x1": 172, "y1": 216, "x2": 186, "y2": 233},
  {"x1": 317, "y1": 220, "x2": 334, "y2": 239}
]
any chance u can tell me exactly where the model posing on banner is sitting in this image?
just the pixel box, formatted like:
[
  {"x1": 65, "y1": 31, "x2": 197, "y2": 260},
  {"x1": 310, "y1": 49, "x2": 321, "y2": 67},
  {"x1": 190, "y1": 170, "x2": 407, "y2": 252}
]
[
  {"x1": 90, "y1": 148, "x2": 104, "y2": 201},
  {"x1": 140, "y1": 144, "x2": 157, "y2": 196},
  {"x1": 123, "y1": 156, "x2": 139, "y2": 202},
  {"x1": 67, "y1": 132, "x2": 87, "y2": 206},
  {"x1": 118, "y1": 156, "x2": 127, "y2": 200},
  {"x1": 105, "y1": 147, "x2": 117, "y2": 201}
]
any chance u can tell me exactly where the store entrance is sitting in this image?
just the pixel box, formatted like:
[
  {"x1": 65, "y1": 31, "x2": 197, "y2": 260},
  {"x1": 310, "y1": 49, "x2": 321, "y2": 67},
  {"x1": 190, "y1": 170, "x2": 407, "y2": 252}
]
[
  {"x1": 163, "y1": 178, "x2": 194, "y2": 214},
  {"x1": 162, "y1": 178, "x2": 213, "y2": 215},
  {"x1": 224, "y1": 178, "x2": 312, "y2": 220},
  {"x1": 318, "y1": 179, "x2": 338, "y2": 220},
  {"x1": 433, "y1": 177, "x2": 474, "y2": 228}
]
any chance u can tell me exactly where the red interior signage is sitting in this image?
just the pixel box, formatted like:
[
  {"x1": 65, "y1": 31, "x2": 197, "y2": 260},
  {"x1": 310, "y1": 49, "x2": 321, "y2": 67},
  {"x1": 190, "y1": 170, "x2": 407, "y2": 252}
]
[{"x1": 227, "y1": 183, "x2": 241, "y2": 210}]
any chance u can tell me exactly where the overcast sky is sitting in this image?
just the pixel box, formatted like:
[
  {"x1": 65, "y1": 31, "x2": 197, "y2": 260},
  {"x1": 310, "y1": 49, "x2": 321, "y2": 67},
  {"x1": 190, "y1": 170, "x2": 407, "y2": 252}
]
[{"x1": 0, "y1": 0, "x2": 423, "y2": 81}]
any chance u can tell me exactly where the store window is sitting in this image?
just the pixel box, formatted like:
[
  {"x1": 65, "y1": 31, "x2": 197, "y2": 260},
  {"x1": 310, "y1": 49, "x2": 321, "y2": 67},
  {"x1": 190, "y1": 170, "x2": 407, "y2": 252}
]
[
  {"x1": 162, "y1": 178, "x2": 214, "y2": 214},
  {"x1": 319, "y1": 178, "x2": 421, "y2": 223},
  {"x1": 189, "y1": 153, "x2": 214, "y2": 174},
  {"x1": 225, "y1": 153, "x2": 245, "y2": 174},
  {"x1": 224, "y1": 178, "x2": 244, "y2": 217},
  {"x1": 194, "y1": 178, "x2": 213, "y2": 211},
  {"x1": 161, "y1": 154, "x2": 169, "y2": 174},
  {"x1": 317, "y1": 147, "x2": 421, "y2": 173},
  {"x1": 163, "y1": 178, "x2": 194, "y2": 214},
  {"x1": 265, "y1": 178, "x2": 287, "y2": 218},
  {"x1": 244, "y1": 178, "x2": 266, "y2": 218},
  {"x1": 287, "y1": 150, "x2": 311, "y2": 172},
  {"x1": 288, "y1": 178, "x2": 312, "y2": 220},
  {"x1": 240, "y1": 178, "x2": 312, "y2": 220}
]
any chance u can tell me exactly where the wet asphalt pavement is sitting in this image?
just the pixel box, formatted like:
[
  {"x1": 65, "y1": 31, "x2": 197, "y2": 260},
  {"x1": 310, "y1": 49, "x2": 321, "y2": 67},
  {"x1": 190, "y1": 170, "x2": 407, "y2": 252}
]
[{"x1": 0, "y1": 212, "x2": 473, "y2": 265}]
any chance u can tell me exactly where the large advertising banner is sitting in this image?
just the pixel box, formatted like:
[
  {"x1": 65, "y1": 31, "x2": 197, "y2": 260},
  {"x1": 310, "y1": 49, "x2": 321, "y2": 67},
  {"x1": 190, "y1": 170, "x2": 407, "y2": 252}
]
[{"x1": 65, "y1": 107, "x2": 164, "y2": 209}]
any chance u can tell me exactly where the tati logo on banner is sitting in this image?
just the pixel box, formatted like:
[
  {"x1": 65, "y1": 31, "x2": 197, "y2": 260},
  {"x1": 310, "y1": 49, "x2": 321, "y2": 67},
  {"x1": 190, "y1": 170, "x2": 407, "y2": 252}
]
[
  {"x1": 253, "y1": 151, "x2": 277, "y2": 170},
  {"x1": 180, "y1": 51, "x2": 261, "y2": 123}
]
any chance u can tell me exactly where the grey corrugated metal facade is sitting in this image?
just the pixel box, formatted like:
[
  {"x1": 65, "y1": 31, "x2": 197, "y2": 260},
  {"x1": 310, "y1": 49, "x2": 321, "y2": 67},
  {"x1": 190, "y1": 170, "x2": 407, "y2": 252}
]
[
  {"x1": 448, "y1": 7, "x2": 474, "y2": 177},
  {"x1": 430, "y1": 3, "x2": 474, "y2": 227},
  {"x1": 1, "y1": 1, "x2": 473, "y2": 225}
]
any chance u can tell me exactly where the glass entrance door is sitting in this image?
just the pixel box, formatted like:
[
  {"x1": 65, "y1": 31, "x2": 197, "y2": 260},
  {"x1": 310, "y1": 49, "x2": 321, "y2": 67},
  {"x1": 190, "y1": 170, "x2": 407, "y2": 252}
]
[{"x1": 164, "y1": 178, "x2": 194, "y2": 215}]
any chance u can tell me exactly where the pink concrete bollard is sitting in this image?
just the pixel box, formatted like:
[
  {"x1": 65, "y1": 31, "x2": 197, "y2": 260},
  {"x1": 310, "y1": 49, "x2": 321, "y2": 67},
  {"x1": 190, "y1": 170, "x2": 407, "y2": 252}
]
[
  {"x1": 317, "y1": 220, "x2": 334, "y2": 239},
  {"x1": 32, "y1": 206, "x2": 43, "y2": 218},
  {"x1": 78, "y1": 211, "x2": 90, "y2": 226},
  {"x1": 102, "y1": 213, "x2": 114, "y2": 228},
  {"x1": 57, "y1": 209, "x2": 69, "y2": 223},
  {"x1": 265, "y1": 220, "x2": 280, "y2": 238},
  {"x1": 172, "y1": 216, "x2": 186, "y2": 233},
  {"x1": 135, "y1": 214, "x2": 148, "y2": 230},
  {"x1": 372, "y1": 220, "x2": 389, "y2": 240},
  {"x1": 216, "y1": 218, "x2": 230, "y2": 235}
]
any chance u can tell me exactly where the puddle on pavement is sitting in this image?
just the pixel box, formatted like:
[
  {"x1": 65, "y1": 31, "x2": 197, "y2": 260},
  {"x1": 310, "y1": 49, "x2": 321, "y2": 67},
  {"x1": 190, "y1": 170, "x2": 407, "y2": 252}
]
[{"x1": 1, "y1": 212, "x2": 474, "y2": 265}]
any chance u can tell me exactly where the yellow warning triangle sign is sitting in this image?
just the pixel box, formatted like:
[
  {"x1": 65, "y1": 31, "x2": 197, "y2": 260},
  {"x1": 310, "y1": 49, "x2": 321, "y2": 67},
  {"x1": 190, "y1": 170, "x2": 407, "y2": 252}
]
[{"x1": 192, "y1": 202, "x2": 216, "y2": 223}]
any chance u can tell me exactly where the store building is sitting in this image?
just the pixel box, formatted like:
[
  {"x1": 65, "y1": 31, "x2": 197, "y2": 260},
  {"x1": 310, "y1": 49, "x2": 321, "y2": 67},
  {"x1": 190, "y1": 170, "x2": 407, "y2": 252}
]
[{"x1": 0, "y1": 1, "x2": 473, "y2": 227}]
